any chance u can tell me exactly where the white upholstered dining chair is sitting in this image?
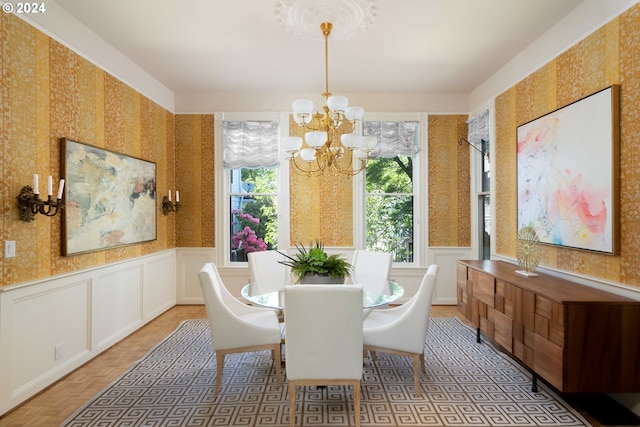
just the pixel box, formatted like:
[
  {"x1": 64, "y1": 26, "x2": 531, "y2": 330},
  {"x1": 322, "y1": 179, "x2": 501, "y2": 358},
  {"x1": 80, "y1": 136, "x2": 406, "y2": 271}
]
[
  {"x1": 350, "y1": 249, "x2": 393, "y2": 315},
  {"x1": 363, "y1": 264, "x2": 439, "y2": 397},
  {"x1": 284, "y1": 284, "x2": 364, "y2": 427},
  {"x1": 198, "y1": 262, "x2": 282, "y2": 395},
  {"x1": 247, "y1": 249, "x2": 290, "y2": 295}
]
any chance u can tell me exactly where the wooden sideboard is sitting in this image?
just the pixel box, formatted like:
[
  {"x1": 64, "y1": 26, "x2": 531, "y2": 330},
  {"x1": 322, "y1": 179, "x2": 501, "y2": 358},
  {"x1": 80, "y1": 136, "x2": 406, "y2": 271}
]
[{"x1": 457, "y1": 259, "x2": 640, "y2": 393}]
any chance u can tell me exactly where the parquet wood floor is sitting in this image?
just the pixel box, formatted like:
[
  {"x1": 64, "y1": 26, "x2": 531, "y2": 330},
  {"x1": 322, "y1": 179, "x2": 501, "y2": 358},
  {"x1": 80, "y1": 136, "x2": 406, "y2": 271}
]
[{"x1": 0, "y1": 305, "x2": 612, "y2": 427}]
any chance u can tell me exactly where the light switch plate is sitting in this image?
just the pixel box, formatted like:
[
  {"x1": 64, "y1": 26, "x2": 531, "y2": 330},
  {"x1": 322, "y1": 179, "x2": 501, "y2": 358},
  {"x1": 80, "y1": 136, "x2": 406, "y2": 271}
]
[{"x1": 4, "y1": 240, "x2": 16, "y2": 258}]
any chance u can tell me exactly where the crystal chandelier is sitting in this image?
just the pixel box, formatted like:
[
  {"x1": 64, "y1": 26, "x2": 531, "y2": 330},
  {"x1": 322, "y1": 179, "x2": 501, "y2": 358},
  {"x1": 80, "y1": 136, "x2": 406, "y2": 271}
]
[{"x1": 281, "y1": 22, "x2": 377, "y2": 176}]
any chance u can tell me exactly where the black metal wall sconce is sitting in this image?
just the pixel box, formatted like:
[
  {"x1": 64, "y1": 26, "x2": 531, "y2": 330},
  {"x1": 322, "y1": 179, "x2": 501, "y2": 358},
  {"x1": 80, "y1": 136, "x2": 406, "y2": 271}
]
[
  {"x1": 17, "y1": 174, "x2": 65, "y2": 222},
  {"x1": 458, "y1": 137, "x2": 489, "y2": 158},
  {"x1": 162, "y1": 190, "x2": 180, "y2": 215}
]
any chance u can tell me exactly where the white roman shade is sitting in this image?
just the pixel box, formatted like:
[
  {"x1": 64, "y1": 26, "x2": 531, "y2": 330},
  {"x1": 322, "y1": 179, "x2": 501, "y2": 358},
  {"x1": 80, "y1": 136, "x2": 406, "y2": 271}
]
[
  {"x1": 223, "y1": 121, "x2": 280, "y2": 169},
  {"x1": 466, "y1": 109, "x2": 489, "y2": 146},
  {"x1": 363, "y1": 121, "x2": 420, "y2": 158}
]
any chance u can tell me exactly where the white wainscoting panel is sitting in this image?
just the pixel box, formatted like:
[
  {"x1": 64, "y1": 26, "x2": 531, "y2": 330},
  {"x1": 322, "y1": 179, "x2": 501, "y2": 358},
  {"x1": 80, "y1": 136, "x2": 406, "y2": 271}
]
[
  {"x1": 429, "y1": 247, "x2": 473, "y2": 305},
  {"x1": 9, "y1": 278, "x2": 90, "y2": 397},
  {"x1": 176, "y1": 248, "x2": 215, "y2": 304},
  {"x1": 0, "y1": 250, "x2": 176, "y2": 416},
  {"x1": 94, "y1": 264, "x2": 144, "y2": 350},
  {"x1": 143, "y1": 252, "x2": 177, "y2": 321}
]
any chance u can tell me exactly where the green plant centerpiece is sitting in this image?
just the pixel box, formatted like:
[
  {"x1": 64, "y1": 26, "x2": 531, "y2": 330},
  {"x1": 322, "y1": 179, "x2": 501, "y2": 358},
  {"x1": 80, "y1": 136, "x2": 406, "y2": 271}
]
[{"x1": 279, "y1": 240, "x2": 352, "y2": 284}]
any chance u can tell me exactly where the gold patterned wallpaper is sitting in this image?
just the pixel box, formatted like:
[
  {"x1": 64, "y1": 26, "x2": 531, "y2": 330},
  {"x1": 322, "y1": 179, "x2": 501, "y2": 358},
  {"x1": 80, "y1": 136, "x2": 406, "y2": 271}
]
[
  {"x1": 428, "y1": 115, "x2": 471, "y2": 247},
  {"x1": 494, "y1": 3, "x2": 640, "y2": 287},
  {"x1": 288, "y1": 116, "x2": 354, "y2": 247},
  {"x1": 175, "y1": 115, "x2": 215, "y2": 248},
  {"x1": 1, "y1": 14, "x2": 175, "y2": 287}
]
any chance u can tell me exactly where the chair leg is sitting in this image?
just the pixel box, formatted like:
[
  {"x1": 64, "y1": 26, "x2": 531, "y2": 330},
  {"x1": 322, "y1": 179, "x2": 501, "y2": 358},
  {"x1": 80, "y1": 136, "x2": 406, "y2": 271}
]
[
  {"x1": 273, "y1": 344, "x2": 282, "y2": 386},
  {"x1": 413, "y1": 354, "x2": 421, "y2": 397},
  {"x1": 215, "y1": 352, "x2": 225, "y2": 395},
  {"x1": 421, "y1": 352, "x2": 426, "y2": 373},
  {"x1": 353, "y1": 381, "x2": 361, "y2": 427},
  {"x1": 289, "y1": 382, "x2": 297, "y2": 427}
]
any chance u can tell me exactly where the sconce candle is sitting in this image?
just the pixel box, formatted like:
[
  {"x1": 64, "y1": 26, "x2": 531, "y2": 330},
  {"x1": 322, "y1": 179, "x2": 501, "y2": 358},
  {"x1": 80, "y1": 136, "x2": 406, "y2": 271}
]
[
  {"x1": 57, "y1": 179, "x2": 65, "y2": 199},
  {"x1": 33, "y1": 174, "x2": 39, "y2": 195}
]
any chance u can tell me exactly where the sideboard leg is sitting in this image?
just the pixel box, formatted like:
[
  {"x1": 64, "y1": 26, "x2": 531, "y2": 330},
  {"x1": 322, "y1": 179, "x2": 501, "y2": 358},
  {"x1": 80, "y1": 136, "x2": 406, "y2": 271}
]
[
  {"x1": 531, "y1": 373, "x2": 539, "y2": 392},
  {"x1": 476, "y1": 327, "x2": 481, "y2": 343}
]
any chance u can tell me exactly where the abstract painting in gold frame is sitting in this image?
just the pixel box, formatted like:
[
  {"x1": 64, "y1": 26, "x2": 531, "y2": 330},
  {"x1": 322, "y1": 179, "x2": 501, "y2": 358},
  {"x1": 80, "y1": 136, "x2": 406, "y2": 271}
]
[{"x1": 61, "y1": 138, "x2": 157, "y2": 256}]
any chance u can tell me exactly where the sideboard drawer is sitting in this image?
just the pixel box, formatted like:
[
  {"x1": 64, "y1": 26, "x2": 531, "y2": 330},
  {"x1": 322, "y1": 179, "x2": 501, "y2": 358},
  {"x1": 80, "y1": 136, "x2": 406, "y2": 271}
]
[
  {"x1": 493, "y1": 310, "x2": 513, "y2": 352},
  {"x1": 534, "y1": 333, "x2": 563, "y2": 390},
  {"x1": 471, "y1": 270, "x2": 495, "y2": 307}
]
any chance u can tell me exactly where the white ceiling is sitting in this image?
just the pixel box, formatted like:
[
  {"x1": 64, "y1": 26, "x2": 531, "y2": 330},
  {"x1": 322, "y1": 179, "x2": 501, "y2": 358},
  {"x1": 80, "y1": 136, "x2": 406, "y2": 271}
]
[{"x1": 48, "y1": 0, "x2": 585, "y2": 109}]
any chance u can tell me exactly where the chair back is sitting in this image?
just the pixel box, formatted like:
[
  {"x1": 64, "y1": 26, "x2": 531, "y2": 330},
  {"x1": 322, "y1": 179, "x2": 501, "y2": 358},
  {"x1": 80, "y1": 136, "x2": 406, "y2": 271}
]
[
  {"x1": 248, "y1": 250, "x2": 290, "y2": 294},
  {"x1": 351, "y1": 250, "x2": 392, "y2": 294},
  {"x1": 382, "y1": 264, "x2": 439, "y2": 354},
  {"x1": 284, "y1": 284, "x2": 364, "y2": 381},
  {"x1": 198, "y1": 262, "x2": 252, "y2": 350}
]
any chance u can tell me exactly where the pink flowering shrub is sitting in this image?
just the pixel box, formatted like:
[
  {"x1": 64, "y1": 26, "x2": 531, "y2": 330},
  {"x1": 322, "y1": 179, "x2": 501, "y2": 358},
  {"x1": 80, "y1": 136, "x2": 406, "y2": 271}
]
[{"x1": 231, "y1": 209, "x2": 267, "y2": 253}]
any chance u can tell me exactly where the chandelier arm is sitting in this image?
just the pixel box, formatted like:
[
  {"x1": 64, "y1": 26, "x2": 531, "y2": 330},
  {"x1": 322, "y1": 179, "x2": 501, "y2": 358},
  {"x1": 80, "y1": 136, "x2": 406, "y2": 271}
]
[
  {"x1": 332, "y1": 160, "x2": 368, "y2": 176},
  {"x1": 329, "y1": 150, "x2": 371, "y2": 176},
  {"x1": 289, "y1": 156, "x2": 324, "y2": 176},
  {"x1": 288, "y1": 147, "x2": 370, "y2": 177}
]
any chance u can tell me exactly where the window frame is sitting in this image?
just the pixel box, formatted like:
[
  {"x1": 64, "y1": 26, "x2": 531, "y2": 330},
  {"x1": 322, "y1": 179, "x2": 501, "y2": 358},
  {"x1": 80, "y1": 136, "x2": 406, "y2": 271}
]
[
  {"x1": 354, "y1": 112, "x2": 426, "y2": 268},
  {"x1": 228, "y1": 168, "x2": 278, "y2": 261},
  {"x1": 468, "y1": 109, "x2": 493, "y2": 260},
  {"x1": 214, "y1": 112, "x2": 288, "y2": 267}
]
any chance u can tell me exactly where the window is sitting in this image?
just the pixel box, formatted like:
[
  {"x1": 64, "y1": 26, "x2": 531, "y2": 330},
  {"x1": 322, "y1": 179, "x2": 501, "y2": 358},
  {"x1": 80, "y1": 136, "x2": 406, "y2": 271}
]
[
  {"x1": 479, "y1": 138, "x2": 490, "y2": 260},
  {"x1": 229, "y1": 168, "x2": 278, "y2": 261},
  {"x1": 363, "y1": 120, "x2": 419, "y2": 263},
  {"x1": 467, "y1": 110, "x2": 491, "y2": 260},
  {"x1": 223, "y1": 120, "x2": 280, "y2": 263}
]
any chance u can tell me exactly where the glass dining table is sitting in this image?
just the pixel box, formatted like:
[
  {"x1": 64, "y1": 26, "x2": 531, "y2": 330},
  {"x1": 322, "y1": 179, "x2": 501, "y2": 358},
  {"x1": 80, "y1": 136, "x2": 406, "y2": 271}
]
[{"x1": 241, "y1": 280, "x2": 404, "y2": 310}]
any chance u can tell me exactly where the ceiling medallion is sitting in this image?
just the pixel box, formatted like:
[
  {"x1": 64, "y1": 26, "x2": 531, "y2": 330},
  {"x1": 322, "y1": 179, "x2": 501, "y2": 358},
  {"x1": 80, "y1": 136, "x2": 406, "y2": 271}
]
[{"x1": 275, "y1": 0, "x2": 376, "y2": 41}]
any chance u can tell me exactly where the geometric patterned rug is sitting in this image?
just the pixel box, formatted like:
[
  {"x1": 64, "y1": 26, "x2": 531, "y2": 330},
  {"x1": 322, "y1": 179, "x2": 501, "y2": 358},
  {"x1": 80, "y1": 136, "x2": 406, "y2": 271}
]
[{"x1": 61, "y1": 318, "x2": 591, "y2": 426}]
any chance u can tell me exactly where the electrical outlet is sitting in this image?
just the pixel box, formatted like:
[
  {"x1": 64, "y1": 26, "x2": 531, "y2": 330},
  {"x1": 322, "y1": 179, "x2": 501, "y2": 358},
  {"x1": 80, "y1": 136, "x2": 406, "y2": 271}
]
[
  {"x1": 4, "y1": 241, "x2": 16, "y2": 258},
  {"x1": 55, "y1": 343, "x2": 64, "y2": 361}
]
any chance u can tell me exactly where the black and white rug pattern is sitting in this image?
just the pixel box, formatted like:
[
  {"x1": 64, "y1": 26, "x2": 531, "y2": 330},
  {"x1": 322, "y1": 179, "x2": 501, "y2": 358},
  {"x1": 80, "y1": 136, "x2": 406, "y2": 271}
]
[{"x1": 62, "y1": 318, "x2": 590, "y2": 426}]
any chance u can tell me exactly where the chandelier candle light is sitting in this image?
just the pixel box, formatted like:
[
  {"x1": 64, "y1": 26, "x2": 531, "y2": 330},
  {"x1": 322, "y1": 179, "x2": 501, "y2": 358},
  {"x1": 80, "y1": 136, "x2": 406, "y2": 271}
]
[{"x1": 282, "y1": 22, "x2": 377, "y2": 176}]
